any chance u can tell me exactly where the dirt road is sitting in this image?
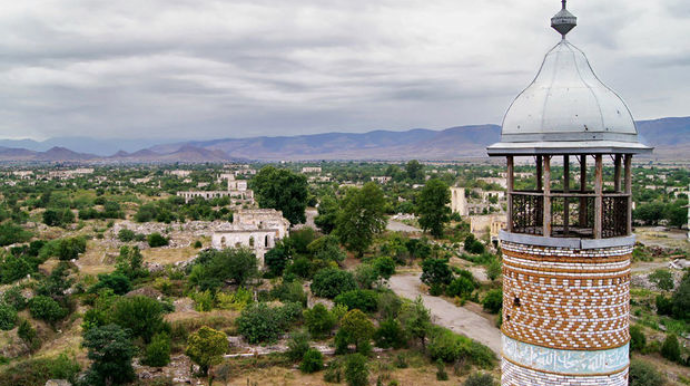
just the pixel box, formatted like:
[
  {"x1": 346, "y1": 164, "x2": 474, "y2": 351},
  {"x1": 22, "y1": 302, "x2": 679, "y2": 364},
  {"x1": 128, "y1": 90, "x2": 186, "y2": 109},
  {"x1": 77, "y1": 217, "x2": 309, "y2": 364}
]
[{"x1": 388, "y1": 273, "x2": 502, "y2": 354}]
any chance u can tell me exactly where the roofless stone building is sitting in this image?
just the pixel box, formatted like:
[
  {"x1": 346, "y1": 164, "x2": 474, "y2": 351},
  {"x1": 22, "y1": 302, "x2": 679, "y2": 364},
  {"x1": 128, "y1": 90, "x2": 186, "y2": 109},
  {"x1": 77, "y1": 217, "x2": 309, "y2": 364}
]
[{"x1": 487, "y1": 2, "x2": 652, "y2": 385}]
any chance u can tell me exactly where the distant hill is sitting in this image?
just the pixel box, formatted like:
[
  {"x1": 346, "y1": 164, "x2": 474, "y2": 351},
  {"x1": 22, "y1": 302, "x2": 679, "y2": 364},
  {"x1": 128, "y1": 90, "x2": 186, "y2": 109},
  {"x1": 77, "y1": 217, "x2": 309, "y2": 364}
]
[{"x1": 0, "y1": 117, "x2": 687, "y2": 163}]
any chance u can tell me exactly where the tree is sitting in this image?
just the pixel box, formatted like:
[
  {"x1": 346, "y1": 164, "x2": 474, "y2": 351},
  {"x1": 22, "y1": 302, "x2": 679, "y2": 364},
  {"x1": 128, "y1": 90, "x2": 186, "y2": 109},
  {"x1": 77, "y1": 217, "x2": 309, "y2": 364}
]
[
  {"x1": 111, "y1": 296, "x2": 167, "y2": 344},
  {"x1": 399, "y1": 296, "x2": 432, "y2": 350},
  {"x1": 629, "y1": 325, "x2": 646, "y2": 352},
  {"x1": 0, "y1": 254, "x2": 33, "y2": 284},
  {"x1": 42, "y1": 208, "x2": 75, "y2": 227},
  {"x1": 420, "y1": 259, "x2": 453, "y2": 289},
  {"x1": 264, "y1": 242, "x2": 290, "y2": 277},
  {"x1": 446, "y1": 277, "x2": 475, "y2": 298},
  {"x1": 486, "y1": 259, "x2": 502, "y2": 282},
  {"x1": 335, "y1": 290, "x2": 379, "y2": 313},
  {"x1": 236, "y1": 302, "x2": 301, "y2": 344},
  {"x1": 303, "y1": 304, "x2": 337, "y2": 338},
  {"x1": 672, "y1": 273, "x2": 690, "y2": 321},
  {"x1": 374, "y1": 318, "x2": 406, "y2": 349},
  {"x1": 185, "y1": 326, "x2": 228, "y2": 377},
  {"x1": 252, "y1": 166, "x2": 308, "y2": 225},
  {"x1": 416, "y1": 179, "x2": 451, "y2": 238},
  {"x1": 340, "y1": 309, "x2": 375, "y2": 352},
  {"x1": 405, "y1": 160, "x2": 424, "y2": 182},
  {"x1": 0, "y1": 303, "x2": 18, "y2": 330},
  {"x1": 372, "y1": 256, "x2": 396, "y2": 279},
  {"x1": 661, "y1": 334, "x2": 681, "y2": 363},
  {"x1": 314, "y1": 195, "x2": 339, "y2": 234},
  {"x1": 464, "y1": 234, "x2": 485, "y2": 254},
  {"x1": 344, "y1": 353, "x2": 369, "y2": 386},
  {"x1": 482, "y1": 289, "x2": 503, "y2": 314},
  {"x1": 190, "y1": 248, "x2": 258, "y2": 289},
  {"x1": 629, "y1": 359, "x2": 664, "y2": 386},
  {"x1": 311, "y1": 268, "x2": 357, "y2": 299},
  {"x1": 29, "y1": 295, "x2": 68, "y2": 325},
  {"x1": 0, "y1": 223, "x2": 32, "y2": 246},
  {"x1": 286, "y1": 330, "x2": 311, "y2": 361},
  {"x1": 300, "y1": 348, "x2": 324, "y2": 373},
  {"x1": 143, "y1": 333, "x2": 171, "y2": 367},
  {"x1": 335, "y1": 183, "x2": 387, "y2": 257},
  {"x1": 665, "y1": 200, "x2": 688, "y2": 228},
  {"x1": 89, "y1": 272, "x2": 132, "y2": 295},
  {"x1": 81, "y1": 324, "x2": 137, "y2": 386},
  {"x1": 57, "y1": 237, "x2": 87, "y2": 261}
]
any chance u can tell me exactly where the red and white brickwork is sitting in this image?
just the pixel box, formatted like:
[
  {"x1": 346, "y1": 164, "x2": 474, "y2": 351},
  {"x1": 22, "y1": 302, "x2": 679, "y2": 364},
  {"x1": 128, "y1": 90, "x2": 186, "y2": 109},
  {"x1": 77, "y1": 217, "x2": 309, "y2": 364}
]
[{"x1": 500, "y1": 240, "x2": 632, "y2": 385}]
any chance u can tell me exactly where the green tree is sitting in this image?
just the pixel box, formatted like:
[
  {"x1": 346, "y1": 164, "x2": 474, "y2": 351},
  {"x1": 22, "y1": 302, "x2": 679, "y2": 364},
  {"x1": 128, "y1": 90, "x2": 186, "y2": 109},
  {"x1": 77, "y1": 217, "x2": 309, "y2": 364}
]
[
  {"x1": 57, "y1": 237, "x2": 87, "y2": 261},
  {"x1": 311, "y1": 268, "x2": 357, "y2": 299},
  {"x1": 29, "y1": 295, "x2": 68, "y2": 325},
  {"x1": 252, "y1": 166, "x2": 308, "y2": 225},
  {"x1": 629, "y1": 325, "x2": 646, "y2": 352},
  {"x1": 344, "y1": 353, "x2": 369, "y2": 386},
  {"x1": 399, "y1": 296, "x2": 432, "y2": 350},
  {"x1": 286, "y1": 330, "x2": 311, "y2": 361},
  {"x1": 185, "y1": 326, "x2": 228, "y2": 377},
  {"x1": 416, "y1": 179, "x2": 451, "y2": 238},
  {"x1": 314, "y1": 195, "x2": 339, "y2": 234},
  {"x1": 672, "y1": 273, "x2": 690, "y2": 321},
  {"x1": 629, "y1": 359, "x2": 664, "y2": 386},
  {"x1": 482, "y1": 289, "x2": 503, "y2": 314},
  {"x1": 190, "y1": 248, "x2": 258, "y2": 289},
  {"x1": 340, "y1": 309, "x2": 375, "y2": 353},
  {"x1": 372, "y1": 256, "x2": 396, "y2": 279},
  {"x1": 0, "y1": 303, "x2": 18, "y2": 330},
  {"x1": 300, "y1": 348, "x2": 324, "y2": 373},
  {"x1": 374, "y1": 318, "x2": 406, "y2": 349},
  {"x1": 335, "y1": 183, "x2": 387, "y2": 257},
  {"x1": 0, "y1": 223, "x2": 32, "y2": 246},
  {"x1": 486, "y1": 259, "x2": 502, "y2": 282},
  {"x1": 81, "y1": 324, "x2": 137, "y2": 386},
  {"x1": 143, "y1": 332, "x2": 171, "y2": 367},
  {"x1": 661, "y1": 334, "x2": 681, "y2": 363},
  {"x1": 236, "y1": 303, "x2": 288, "y2": 344},
  {"x1": 405, "y1": 160, "x2": 424, "y2": 182},
  {"x1": 446, "y1": 277, "x2": 475, "y2": 298},
  {"x1": 420, "y1": 258, "x2": 453, "y2": 288},
  {"x1": 303, "y1": 304, "x2": 337, "y2": 338},
  {"x1": 111, "y1": 295, "x2": 167, "y2": 344}
]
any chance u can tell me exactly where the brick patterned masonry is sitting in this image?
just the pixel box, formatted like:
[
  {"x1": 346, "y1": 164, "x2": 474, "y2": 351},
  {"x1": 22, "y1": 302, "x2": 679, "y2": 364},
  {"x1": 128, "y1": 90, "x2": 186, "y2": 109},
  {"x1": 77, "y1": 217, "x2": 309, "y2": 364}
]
[{"x1": 500, "y1": 239, "x2": 633, "y2": 385}]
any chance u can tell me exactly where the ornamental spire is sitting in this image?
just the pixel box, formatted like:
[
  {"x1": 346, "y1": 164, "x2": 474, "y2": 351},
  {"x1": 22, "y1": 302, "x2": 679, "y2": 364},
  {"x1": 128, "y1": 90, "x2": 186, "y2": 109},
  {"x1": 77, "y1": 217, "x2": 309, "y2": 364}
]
[{"x1": 551, "y1": 0, "x2": 577, "y2": 38}]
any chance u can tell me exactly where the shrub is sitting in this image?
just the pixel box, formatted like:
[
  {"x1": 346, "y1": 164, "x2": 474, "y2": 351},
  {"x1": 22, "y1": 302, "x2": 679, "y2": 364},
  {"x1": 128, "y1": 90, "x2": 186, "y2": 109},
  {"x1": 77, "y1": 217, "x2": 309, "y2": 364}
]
[
  {"x1": 649, "y1": 269, "x2": 674, "y2": 291},
  {"x1": 377, "y1": 291, "x2": 402, "y2": 320},
  {"x1": 340, "y1": 309, "x2": 375, "y2": 353},
  {"x1": 345, "y1": 354, "x2": 369, "y2": 386},
  {"x1": 3, "y1": 286, "x2": 26, "y2": 310},
  {"x1": 335, "y1": 290, "x2": 379, "y2": 313},
  {"x1": 435, "y1": 359, "x2": 448, "y2": 381},
  {"x1": 374, "y1": 318, "x2": 406, "y2": 349},
  {"x1": 446, "y1": 277, "x2": 474, "y2": 298},
  {"x1": 286, "y1": 330, "x2": 311, "y2": 361},
  {"x1": 311, "y1": 268, "x2": 357, "y2": 299},
  {"x1": 193, "y1": 240, "x2": 202, "y2": 249},
  {"x1": 144, "y1": 333, "x2": 171, "y2": 367},
  {"x1": 661, "y1": 334, "x2": 681, "y2": 363},
  {"x1": 189, "y1": 249, "x2": 258, "y2": 288},
  {"x1": 464, "y1": 372, "x2": 495, "y2": 386},
  {"x1": 354, "y1": 263, "x2": 380, "y2": 290},
  {"x1": 300, "y1": 348, "x2": 324, "y2": 373},
  {"x1": 656, "y1": 294, "x2": 673, "y2": 316},
  {"x1": 57, "y1": 237, "x2": 87, "y2": 261},
  {"x1": 191, "y1": 290, "x2": 214, "y2": 312},
  {"x1": 630, "y1": 325, "x2": 646, "y2": 352},
  {"x1": 18, "y1": 319, "x2": 41, "y2": 352},
  {"x1": 481, "y1": 289, "x2": 503, "y2": 314},
  {"x1": 428, "y1": 327, "x2": 471, "y2": 363},
  {"x1": 216, "y1": 287, "x2": 253, "y2": 311},
  {"x1": 271, "y1": 280, "x2": 307, "y2": 306},
  {"x1": 28, "y1": 295, "x2": 68, "y2": 324},
  {"x1": 237, "y1": 303, "x2": 294, "y2": 344},
  {"x1": 672, "y1": 273, "x2": 690, "y2": 321},
  {"x1": 81, "y1": 324, "x2": 137, "y2": 386},
  {"x1": 89, "y1": 272, "x2": 132, "y2": 295},
  {"x1": 147, "y1": 233, "x2": 169, "y2": 248},
  {"x1": 420, "y1": 258, "x2": 453, "y2": 288},
  {"x1": 324, "y1": 358, "x2": 344, "y2": 383},
  {"x1": 372, "y1": 256, "x2": 396, "y2": 280},
  {"x1": 0, "y1": 303, "x2": 18, "y2": 330},
  {"x1": 464, "y1": 235, "x2": 485, "y2": 255},
  {"x1": 47, "y1": 352, "x2": 81, "y2": 383},
  {"x1": 118, "y1": 229, "x2": 136, "y2": 242},
  {"x1": 304, "y1": 304, "x2": 337, "y2": 338},
  {"x1": 469, "y1": 341, "x2": 496, "y2": 369},
  {"x1": 629, "y1": 359, "x2": 664, "y2": 386}
]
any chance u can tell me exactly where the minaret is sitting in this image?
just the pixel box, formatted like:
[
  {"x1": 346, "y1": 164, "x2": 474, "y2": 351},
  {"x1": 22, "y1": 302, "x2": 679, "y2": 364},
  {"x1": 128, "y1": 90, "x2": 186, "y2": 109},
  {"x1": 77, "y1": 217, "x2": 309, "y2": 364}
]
[{"x1": 488, "y1": 2, "x2": 652, "y2": 385}]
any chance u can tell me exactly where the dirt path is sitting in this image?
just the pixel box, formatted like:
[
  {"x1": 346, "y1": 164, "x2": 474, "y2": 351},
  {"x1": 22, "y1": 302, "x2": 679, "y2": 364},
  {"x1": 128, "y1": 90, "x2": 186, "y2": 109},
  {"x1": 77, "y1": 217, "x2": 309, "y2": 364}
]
[{"x1": 389, "y1": 273, "x2": 502, "y2": 355}]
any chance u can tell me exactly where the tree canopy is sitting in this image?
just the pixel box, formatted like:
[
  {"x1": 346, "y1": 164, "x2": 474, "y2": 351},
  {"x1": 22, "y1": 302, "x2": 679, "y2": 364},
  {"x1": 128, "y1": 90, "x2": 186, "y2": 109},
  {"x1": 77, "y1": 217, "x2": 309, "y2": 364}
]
[
  {"x1": 416, "y1": 179, "x2": 451, "y2": 238},
  {"x1": 335, "y1": 183, "x2": 387, "y2": 257},
  {"x1": 252, "y1": 166, "x2": 308, "y2": 225}
]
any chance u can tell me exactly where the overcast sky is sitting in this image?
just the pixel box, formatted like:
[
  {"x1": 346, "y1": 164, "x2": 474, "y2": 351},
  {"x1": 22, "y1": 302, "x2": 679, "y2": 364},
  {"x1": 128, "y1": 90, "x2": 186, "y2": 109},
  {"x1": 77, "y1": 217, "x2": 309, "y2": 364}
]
[{"x1": 1, "y1": 0, "x2": 688, "y2": 141}]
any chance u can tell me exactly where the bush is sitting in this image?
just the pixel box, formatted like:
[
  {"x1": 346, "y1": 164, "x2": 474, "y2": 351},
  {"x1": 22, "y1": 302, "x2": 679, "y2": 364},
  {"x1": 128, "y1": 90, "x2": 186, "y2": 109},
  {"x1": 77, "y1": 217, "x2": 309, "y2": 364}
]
[
  {"x1": 144, "y1": 333, "x2": 171, "y2": 367},
  {"x1": 464, "y1": 372, "x2": 495, "y2": 386},
  {"x1": 118, "y1": 229, "x2": 136, "y2": 242},
  {"x1": 311, "y1": 268, "x2": 357, "y2": 299},
  {"x1": 374, "y1": 319, "x2": 406, "y2": 349},
  {"x1": 147, "y1": 232, "x2": 169, "y2": 248},
  {"x1": 89, "y1": 272, "x2": 132, "y2": 295},
  {"x1": 629, "y1": 359, "x2": 664, "y2": 386},
  {"x1": 354, "y1": 264, "x2": 380, "y2": 290},
  {"x1": 300, "y1": 348, "x2": 324, "y2": 373},
  {"x1": 630, "y1": 325, "x2": 646, "y2": 352},
  {"x1": 18, "y1": 319, "x2": 41, "y2": 352},
  {"x1": 656, "y1": 294, "x2": 673, "y2": 316},
  {"x1": 464, "y1": 235, "x2": 485, "y2": 255},
  {"x1": 446, "y1": 277, "x2": 475, "y2": 298},
  {"x1": 304, "y1": 304, "x2": 337, "y2": 339},
  {"x1": 216, "y1": 287, "x2": 253, "y2": 311},
  {"x1": 340, "y1": 309, "x2": 375, "y2": 353},
  {"x1": 649, "y1": 269, "x2": 674, "y2": 291},
  {"x1": 81, "y1": 324, "x2": 137, "y2": 386},
  {"x1": 481, "y1": 290, "x2": 502, "y2": 314},
  {"x1": 185, "y1": 326, "x2": 228, "y2": 377},
  {"x1": 420, "y1": 258, "x2": 453, "y2": 288},
  {"x1": 3, "y1": 286, "x2": 27, "y2": 310},
  {"x1": 286, "y1": 330, "x2": 311, "y2": 361},
  {"x1": 57, "y1": 237, "x2": 87, "y2": 261},
  {"x1": 372, "y1": 256, "x2": 396, "y2": 279},
  {"x1": 428, "y1": 327, "x2": 471, "y2": 363},
  {"x1": 672, "y1": 273, "x2": 690, "y2": 321},
  {"x1": 237, "y1": 302, "x2": 299, "y2": 344},
  {"x1": 271, "y1": 280, "x2": 307, "y2": 306},
  {"x1": 345, "y1": 354, "x2": 369, "y2": 386},
  {"x1": 661, "y1": 334, "x2": 681, "y2": 363},
  {"x1": 435, "y1": 359, "x2": 448, "y2": 381},
  {"x1": 28, "y1": 295, "x2": 68, "y2": 324},
  {"x1": 0, "y1": 304, "x2": 18, "y2": 330},
  {"x1": 335, "y1": 290, "x2": 379, "y2": 313},
  {"x1": 189, "y1": 249, "x2": 258, "y2": 289}
]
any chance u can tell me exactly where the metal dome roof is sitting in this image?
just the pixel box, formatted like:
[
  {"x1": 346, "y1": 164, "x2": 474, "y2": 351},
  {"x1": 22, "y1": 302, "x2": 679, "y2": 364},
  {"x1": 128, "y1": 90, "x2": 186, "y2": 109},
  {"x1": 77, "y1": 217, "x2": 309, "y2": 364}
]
[{"x1": 488, "y1": 2, "x2": 652, "y2": 156}]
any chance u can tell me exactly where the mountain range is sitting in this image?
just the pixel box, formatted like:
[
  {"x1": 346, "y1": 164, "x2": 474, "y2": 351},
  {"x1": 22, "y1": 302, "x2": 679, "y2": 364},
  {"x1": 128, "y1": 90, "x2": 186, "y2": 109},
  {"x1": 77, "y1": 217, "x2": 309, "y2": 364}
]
[{"x1": 0, "y1": 117, "x2": 688, "y2": 163}]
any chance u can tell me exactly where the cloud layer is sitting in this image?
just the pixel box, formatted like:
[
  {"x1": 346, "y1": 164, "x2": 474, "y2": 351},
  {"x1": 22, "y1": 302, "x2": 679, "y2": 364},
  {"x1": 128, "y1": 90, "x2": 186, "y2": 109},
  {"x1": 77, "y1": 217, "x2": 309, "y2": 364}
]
[{"x1": 1, "y1": 0, "x2": 688, "y2": 140}]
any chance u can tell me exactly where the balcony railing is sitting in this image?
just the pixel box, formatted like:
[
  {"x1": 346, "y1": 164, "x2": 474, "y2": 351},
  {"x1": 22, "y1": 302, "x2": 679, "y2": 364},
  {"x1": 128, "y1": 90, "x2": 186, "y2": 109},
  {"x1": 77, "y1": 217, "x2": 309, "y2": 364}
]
[{"x1": 510, "y1": 191, "x2": 629, "y2": 239}]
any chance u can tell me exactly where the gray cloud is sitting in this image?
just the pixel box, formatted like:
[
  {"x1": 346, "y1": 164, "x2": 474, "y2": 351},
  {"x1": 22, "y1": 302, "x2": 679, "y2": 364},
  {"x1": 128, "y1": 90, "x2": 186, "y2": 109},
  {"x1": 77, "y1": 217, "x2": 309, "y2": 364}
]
[{"x1": 0, "y1": 0, "x2": 687, "y2": 141}]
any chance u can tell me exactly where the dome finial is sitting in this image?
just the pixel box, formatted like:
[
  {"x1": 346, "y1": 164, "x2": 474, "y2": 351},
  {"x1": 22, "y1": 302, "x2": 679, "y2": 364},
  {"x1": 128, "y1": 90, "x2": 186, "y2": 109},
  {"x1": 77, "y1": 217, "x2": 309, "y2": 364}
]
[{"x1": 551, "y1": 0, "x2": 577, "y2": 39}]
